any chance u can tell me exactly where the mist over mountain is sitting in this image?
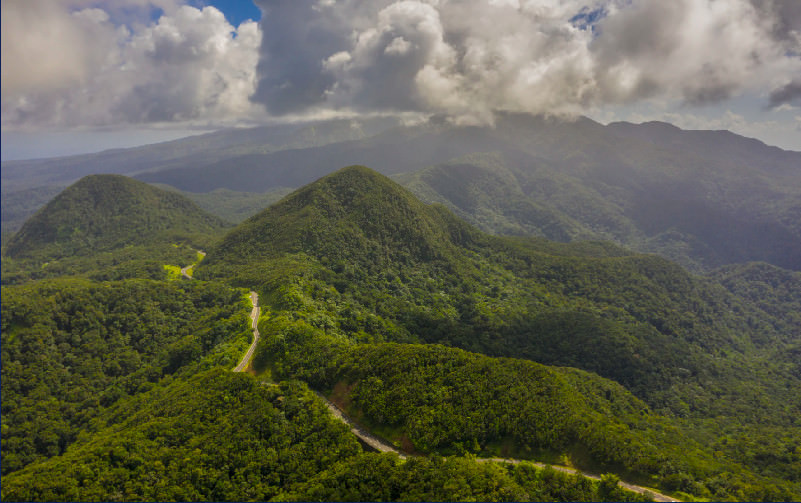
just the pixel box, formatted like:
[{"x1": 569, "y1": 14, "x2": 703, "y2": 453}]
[
  {"x1": 4, "y1": 114, "x2": 798, "y2": 272},
  {"x1": 0, "y1": 116, "x2": 400, "y2": 195}
]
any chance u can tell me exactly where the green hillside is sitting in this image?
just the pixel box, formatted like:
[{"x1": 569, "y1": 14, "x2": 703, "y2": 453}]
[
  {"x1": 5, "y1": 115, "x2": 798, "y2": 273},
  {"x1": 398, "y1": 143, "x2": 801, "y2": 272},
  {"x1": 2, "y1": 165, "x2": 799, "y2": 501},
  {"x1": 1, "y1": 369, "x2": 649, "y2": 502},
  {"x1": 5, "y1": 174, "x2": 228, "y2": 260},
  {"x1": 0, "y1": 278, "x2": 251, "y2": 475},
  {"x1": 2, "y1": 175, "x2": 230, "y2": 283},
  {"x1": 197, "y1": 166, "x2": 801, "y2": 500}
]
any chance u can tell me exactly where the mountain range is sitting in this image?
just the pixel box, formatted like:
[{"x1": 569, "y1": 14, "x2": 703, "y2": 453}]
[
  {"x1": 3, "y1": 114, "x2": 799, "y2": 272},
  {"x1": 2, "y1": 115, "x2": 800, "y2": 502},
  {"x1": 2, "y1": 165, "x2": 800, "y2": 501}
]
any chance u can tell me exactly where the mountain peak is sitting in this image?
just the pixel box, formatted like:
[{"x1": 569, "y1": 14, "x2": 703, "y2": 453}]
[
  {"x1": 199, "y1": 165, "x2": 479, "y2": 277},
  {"x1": 5, "y1": 174, "x2": 227, "y2": 260}
]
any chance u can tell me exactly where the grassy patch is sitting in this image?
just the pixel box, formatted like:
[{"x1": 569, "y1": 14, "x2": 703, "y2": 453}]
[{"x1": 163, "y1": 264, "x2": 182, "y2": 280}]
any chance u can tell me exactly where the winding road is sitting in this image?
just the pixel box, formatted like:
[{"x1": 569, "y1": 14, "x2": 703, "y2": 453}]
[
  {"x1": 316, "y1": 394, "x2": 680, "y2": 502},
  {"x1": 233, "y1": 291, "x2": 260, "y2": 372},
  {"x1": 179, "y1": 251, "x2": 259, "y2": 372},
  {"x1": 180, "y1": 252, "x2": 678, "y2": 501},
  {"x1": 180, "y1": 250, "x2": 206, "y2": 279}
]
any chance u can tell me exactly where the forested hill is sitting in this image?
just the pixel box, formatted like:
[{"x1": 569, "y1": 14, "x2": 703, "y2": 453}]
[
  {"x1": 5, "y1": 175, "x2": 228, "y2": 261},
  {"x1": 199, "y1": 165, "x2": 481, "y2": 272},
  {"x1": 192, "y1": 165, "x2": 801, "y2": 499},
  {"x1": 197, "y1": 165, "x2": 800, "y2": 422},
  {"x1": 4, "y1": 115, "x2": 799, "y2": 273},
  {"x1": 3, "y1": 165, "x2": 800, "y2": 501}
]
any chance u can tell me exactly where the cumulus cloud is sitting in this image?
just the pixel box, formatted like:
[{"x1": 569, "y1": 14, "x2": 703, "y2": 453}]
[
  {"x1": 1, "y1": 0, "x2": 261, "y2": 130},
  {"x1": 252, "y1": 0, "x2": 801, "y2": 122},
  {"x1": 4, "y1": 0, "x2": 800, "y2": 132}
]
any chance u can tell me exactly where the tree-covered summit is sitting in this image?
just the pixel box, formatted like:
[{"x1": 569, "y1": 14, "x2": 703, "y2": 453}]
[
  {"x1": 201, "y1": 165, "x2": 480, "y2": 270},
  {"x1": 5, "y1": 174, "x2": 228, "y2": 261}
]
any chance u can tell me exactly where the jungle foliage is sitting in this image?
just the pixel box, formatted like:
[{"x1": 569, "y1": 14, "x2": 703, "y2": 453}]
[
  {"x1": 2, "y1": 167, "x2": 800, "y2": 502},
  {"x1": 0, "y1": 278, "x2": 251, "y2": 474},
  {"x1": 1, "y1": 370, "x2": 650, "y2": 502}
]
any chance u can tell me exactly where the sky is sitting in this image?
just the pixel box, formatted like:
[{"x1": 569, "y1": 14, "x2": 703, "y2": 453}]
[{"x1": 2, "y1": 0, "x2": 800, "y2": 161}]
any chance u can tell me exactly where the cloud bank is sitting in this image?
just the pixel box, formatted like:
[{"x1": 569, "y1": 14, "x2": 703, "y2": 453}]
[
  {"x1": 2, "y1": 0, "x2": 800, "y2": 132},
  {"x1": 1, "y1": 0, "x2": 261, "y2": 130},
  {"x1": 253, "y1": 0, "x2": 801, "y2": 123}
]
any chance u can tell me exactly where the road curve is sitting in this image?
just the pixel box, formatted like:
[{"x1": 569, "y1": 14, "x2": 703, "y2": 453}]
[
  {"x1": 233, "y1": 291, "x2": 260, "y2": 372},
  {"x1": 181, "y1": 250, "x2": 206, "y2": 279},
  {"x1": 316, "y1": 394, "x2": 680, "y2": 503},
  {"x1": 315, "y1": 391, "x2": 407, "y2": 457}
]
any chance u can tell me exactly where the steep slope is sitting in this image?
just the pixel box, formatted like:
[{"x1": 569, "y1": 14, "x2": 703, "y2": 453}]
[
  {"x1": 5, "y1": 175, "x2": 228, "y2": 261},
  {"x1": 139, "y1": 113, "x2": 801, "y2": 271},
  {"x1": 198, "y1": 166, "x2": 801, "y2": 500},
  {"x1": 5, "y1": 115, "x2": 798, "y2": 271},
  {"x1": 396, "y1": 151, "x2": 632, "y2": 242},
  {"x1": 199, "y1": 165, "x2": 479, "y2": 272},
  {"x1": 0, "y1": 117, "x2": 399, "y2": 234},
  {"x1": 198, "y1": 167, "x2": 796, "y2": 412}
]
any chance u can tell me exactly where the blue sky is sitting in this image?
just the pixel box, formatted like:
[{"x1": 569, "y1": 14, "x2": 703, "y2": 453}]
[
  {"x1": 1, "y1": 0, "x2": 799, "y2": 161},
  {"x1": 198, "y1": 0, "x2": 261, "y2": 25}
]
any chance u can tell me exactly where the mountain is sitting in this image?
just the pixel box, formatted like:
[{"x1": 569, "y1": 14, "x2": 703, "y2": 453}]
[
  {"x1": 199, "y1": 165, "x2": 480, "y2": 274},
  {"x1": 0, "y1": 117, "x2": 399, "y2": 195},
  {"x1": 136, "y1": 113, "x2": 801, "y2": 271},
  {"x1": 5, "y1": 175, "x2": 227, "y2": 261},
  {"x1": 4, "y1": 114, "x2": 798, "y2": 272},
  {"x1": 196, "y1": 166, "x2": 801, "y2": 500},
  {"x1": 3, "y1": 165, "x2": 800, "y2": 500},
  {"x1": 0, "y1": 117, "x2": 400, "y2": 237},
  {"x1": 391, "y1": 116, "x2": 801, "y2": 271},
  {"x1": 1, "y1": 175, "x2": 230, "y2": 284}
]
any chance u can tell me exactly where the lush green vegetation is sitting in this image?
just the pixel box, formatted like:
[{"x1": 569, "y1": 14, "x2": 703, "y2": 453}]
[
  {"x1": 1, "y1": 370, "x2": 650, "y2": 502},
  {"x1": 200, "y1": 167, "x2": 800, "y2": 419},
  {"x1": 4, "y1": 174, "x2": 228, "y2": 262},
  {"x1": 0, "y1": 278, "x2": 251, "y2": 474},
  {"x1": 197, "y1": 166, "x2": 801, "y2": 500},
  {"x1": 1, "y1": 174, "x2": 229, "y2": 284},
  {"x1": 3, "y1": 165, "x2": 800, "y2": 502},
  {"x1": 251, "y1": 311, "x2": 798, "y2": 501}
]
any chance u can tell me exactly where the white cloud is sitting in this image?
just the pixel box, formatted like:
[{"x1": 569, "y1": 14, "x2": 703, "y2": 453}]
[
  {"x1": 3, "y1": 0, "x2": 800, "y2": 153},
  {"x1": 1, "y1": 0, "x2": 262, "y2": 130},
  {"x1": 252, "y1": 0, "x2": 801, "y2": 124}
]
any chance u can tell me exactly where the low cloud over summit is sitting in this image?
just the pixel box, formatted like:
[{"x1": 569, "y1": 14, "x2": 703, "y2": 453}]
[
  {"x1": 2, "y1": 0, "x2": 800, "y2": 150},
  {"x1": 252, "y1": 0, "x2": 801, "y2": 122}
]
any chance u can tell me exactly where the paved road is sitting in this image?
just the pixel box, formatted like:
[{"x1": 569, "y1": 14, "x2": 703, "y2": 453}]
[
  {"x1": 316, "y1": 394, "x2": 680, "y2": 502},
  {"x1": 179, "y1": 253, "x2": 259, "y2": 373},
  {"x1": 316, "y1": 392, "x2": 407, "y2": 458},
  {"x1": 233, "y1": 291, "x2": 260, "y2": 372},
  {"x1": 180, "y1": 250, "x2": 206, "y2": 279}
]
